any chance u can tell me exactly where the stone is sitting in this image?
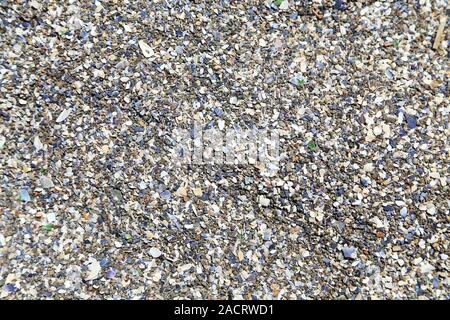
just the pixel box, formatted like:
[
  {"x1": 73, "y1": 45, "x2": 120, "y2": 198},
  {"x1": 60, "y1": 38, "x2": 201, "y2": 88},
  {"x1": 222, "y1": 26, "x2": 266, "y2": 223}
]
[
  {"x1": 193, "y1": 188, "x2": 203, "y2": 197},
  {"x1": 56, "y1": 109, "x2": 71, "y2": 123},
  {"x1": 34, "y1": 136, "x2": 43, "y2": 151},
  {"x1": 40, "y1": 176, "x2": 54, "y2": 189},
  {"x1": 160, "y1": 190, "x2": 171, "y2": 200},
  {"x1": 259, "y1": 196, "x2": 270, "y2": 207},
  {"x1": 400, "y1": 207, "x2": 408, "y2": 217},
  {"x1": 342, "y1": 246, "x2": 357, "y2": 259},
  {"x1": 373, "y1": 126, "x2": 383, "y2": 136},
  {"x1": 138, "y1": 40, "x2": 154, "y2": 58},
  {"x1": 20, "y1": 189, "x2": 31, "y2": 202},
  {"x1": 0, "y1": 135, "x2": 5, "y2": 149},
  {"x1": 405, "y1": 114, "x2": 417, "y2": 129},
  {"x1": 84, "y1": 258, "x2": 101, "y2": 281},
  {"x1": 149, "y1": 247, "x2": 162, "y2": 258}
]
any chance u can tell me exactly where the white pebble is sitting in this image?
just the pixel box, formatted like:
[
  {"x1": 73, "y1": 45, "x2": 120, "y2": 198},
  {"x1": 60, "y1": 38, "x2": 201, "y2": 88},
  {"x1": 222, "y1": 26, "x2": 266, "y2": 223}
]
[
  {"x1": 138, "y1": 40, "x2": 154, "y2": 58},
  {"x1": 373, "y1": 126, "x2": 383, "y2": 136},
  {"x1": 259, "y1": 196, "x2": 270, "y2": 207},
  {"x1": 56, "y1": 109, "x2": 71, "y2": 123},
  {"x1": 149, "y1": 247, "x2": 162, "y2": 258}
]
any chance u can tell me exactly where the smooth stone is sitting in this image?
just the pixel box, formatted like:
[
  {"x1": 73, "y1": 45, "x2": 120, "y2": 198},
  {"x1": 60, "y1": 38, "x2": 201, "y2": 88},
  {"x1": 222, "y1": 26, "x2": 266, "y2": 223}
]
[
  {"x1": 160, "y1": 190, "x2": 171, "y2": 200},
  {"x1": 400, "y1": 207, "x2": 408, "y2": 217},
  {"x1": 334, "y1": 0, "x2": 345, "y2": 10},
  {"x1": 259, "y1": 196, "x2": 270, "y2": 207},
  {"x1": 373, "y1": 126, "x2": 383, "y2": 136},
  {"x1": 149, "y1": 247, "x2": 162, "y2": 258},
  {"x1": 342, "y1": 246, "x2": 357, "y2": 259},
  {"x1": 105, "y1": 269, "x2": 116, "y2": 279},
  {"x1": 405, "y1": 114, "x2": 417, "y2": 129},
  {"x1": 40, "y1": 176, "x2": 54, "y2": 189},
  {"x1": 111, "y1": 189, "x2": 123, "y2": 202},
  {"x1": 84, "y1": 258, "x2": 101, "y2": 281},
  {"x1": 20, "y1": 188, "x2": 31, "y2": 202},
  {"x1": 47, "y1": 212, "x2": 56, "y2": 223}
]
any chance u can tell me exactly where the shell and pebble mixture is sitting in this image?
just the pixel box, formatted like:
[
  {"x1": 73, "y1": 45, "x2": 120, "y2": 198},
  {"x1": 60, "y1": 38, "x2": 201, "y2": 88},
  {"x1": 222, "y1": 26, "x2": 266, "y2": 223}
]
[{"x1": 0, "y1": 0, "x2": 449, "y2": 299}]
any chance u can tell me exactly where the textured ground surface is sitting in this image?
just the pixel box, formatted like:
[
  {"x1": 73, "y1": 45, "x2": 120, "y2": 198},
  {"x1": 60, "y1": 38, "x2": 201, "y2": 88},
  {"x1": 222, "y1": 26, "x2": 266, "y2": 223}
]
[{"x1": 0, "y1": 0, "x2": 449, "y2": 299}]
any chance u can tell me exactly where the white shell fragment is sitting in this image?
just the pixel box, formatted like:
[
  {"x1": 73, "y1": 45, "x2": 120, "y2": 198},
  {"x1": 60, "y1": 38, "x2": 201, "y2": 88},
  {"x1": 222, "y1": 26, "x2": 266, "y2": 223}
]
[
  {"x1": 56, "y1": 109, "x2": 71, "y2": 123},
  {"x1": 34, "y1": 136, "x2": 43, "y2": 151},
  {"x1": 84, "y1": 258, "x2": 101, "y2": 281},
  {"x1": 138, "y1": 40, "x2": 154, "y2": 58}
]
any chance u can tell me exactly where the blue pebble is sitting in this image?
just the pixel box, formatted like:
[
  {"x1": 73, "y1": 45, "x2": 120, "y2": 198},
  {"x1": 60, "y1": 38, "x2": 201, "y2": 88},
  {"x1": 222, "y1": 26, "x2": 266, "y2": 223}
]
[
  {"x1": 334, "y1": 0, "x2": 345, "y2": 10},
  {"x1": 360, "y1": 178, "x2": 369, "y2": 187},
  {"x1": 432, "y1": 278, "x2": 439, "y2": 289},
  {"x1": 20, "y1": 188, "x2": 31, "y2": 202},
  {"x1": 415, "y1": 282, "x2": 423, "y2": 295},
  {"x1": 100, "y1": 258, "x2": 109, "y2": 268},
  {"x1": 336, "y1": 187, "x2": 346, "y2": 196},
  {"x1": 160, "y1": 190, "x2": 171, "y2": 200},
  {"x1": 342, "y1": 246, "x2": 356, "y2": 259},
  {"x1": 214, "y1": 107, "x2": 223, "y2": 117},
  {"x1": 406, "y1": 114, "x2": 417, "y2": 129},
  {"x1": 5, "y1": 283, "x2": 17, "y2": 293},
  {"x1": 106, "y1": 269, "x2": 116, "y2": 279}
]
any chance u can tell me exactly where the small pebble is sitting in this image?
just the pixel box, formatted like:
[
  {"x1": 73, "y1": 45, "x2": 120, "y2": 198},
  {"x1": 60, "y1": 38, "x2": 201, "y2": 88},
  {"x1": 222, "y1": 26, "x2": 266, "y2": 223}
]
[
  {"x1": 19, "y1": 189, "x2": 31, "y2": 202},
  {"x1": 373, "y1": 126, "x2": 383, "y2": 136},
  {"x1": 149, "y1": 247, "x2": 162, "y2": 258},
  {"x1": 39, "y1": 176, "x2": 54, "y2": 189},
  {"x1": 405, "y1": 114, "x2": 417, "y2": 129},
  {"x1": 55, "y1": 109, "x2": 71, "y2": 123},
  {"x1": 342, "y1": 247, "x2": 357, "y2": 260}
]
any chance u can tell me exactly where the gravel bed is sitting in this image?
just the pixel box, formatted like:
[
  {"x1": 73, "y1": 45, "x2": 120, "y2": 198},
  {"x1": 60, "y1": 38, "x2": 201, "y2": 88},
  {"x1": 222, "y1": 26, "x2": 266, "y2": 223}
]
[{"x1": 0, "y1": 0, "x2": 449, "y2": 299}]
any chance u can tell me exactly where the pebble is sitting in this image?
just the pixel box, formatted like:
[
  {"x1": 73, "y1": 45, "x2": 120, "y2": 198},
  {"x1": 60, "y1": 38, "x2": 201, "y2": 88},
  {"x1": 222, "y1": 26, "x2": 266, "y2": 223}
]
[
  {"x1": 0, "y1": 234, "x2": 6, "y2": 247},
  {"x1": 149, "y1": 248, "x2": 162, "y2": 258},
  {"x1": 279, "y1": 0, "x2": 289, "y2": 10},
  {"x1": 33, "y1": 136, "x2": 43, "y2": 151},
  {"x1": 46, "y1": 212, "x2": 56, "y2": 223},
  {"x1": 55, "y1": 109, "x2": 71, "y2": 123},
  {"x1": 373, "y1": 126, "x2": 383, "y2": 136},
  {"x1": 84, "y1": 258, "x2": 101, "y2": 281},
  {"x1": 426, "y1": 204, "x2": 436, "y2": 215},
  {"x1": 39, "y1": 176, "x2": 54, "y2": 189},
  {"x1": 259, "y1": 196, "x2": 271, "y2": 207},
  {"x1": 214, "y1": 108, "x2": 223, "y2": 117},
  {"x1": 334, "y1": 0, "x2": 345, "y2": 11},
  {"x1": 400, "y1": 207, "x2": 408, "y2": 217},
  {"x1": 405, "y1": 114, "x2": 417, "y2": 129},
  {"x1": 105, "y1": 269, "x2": 116, "y2": 279},
  {"x1": 342, "y1": 247, "x2": 357, "y2": 260},
  {"x1": 176, "y1": 186, "x2": 187, "y2": 197},
  {"x1": 160, "y1": 190, "x2": 171, "y2": 200},
  {"x1": 193, "y1": 188, "x2": 203, "y2": 197},
  {"x1": 138, "y1": 40, "x2": 154, "y2": 58},
  {"x1": 19, "y1": 189, "x2": 31, "y2": 202}
]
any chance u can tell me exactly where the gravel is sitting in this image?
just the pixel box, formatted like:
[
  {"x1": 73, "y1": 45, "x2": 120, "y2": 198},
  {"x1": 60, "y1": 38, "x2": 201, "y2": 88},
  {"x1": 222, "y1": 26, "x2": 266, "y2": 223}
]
[{"x1": 0, "y1": 0, "x2": 449, "y2": 300}]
